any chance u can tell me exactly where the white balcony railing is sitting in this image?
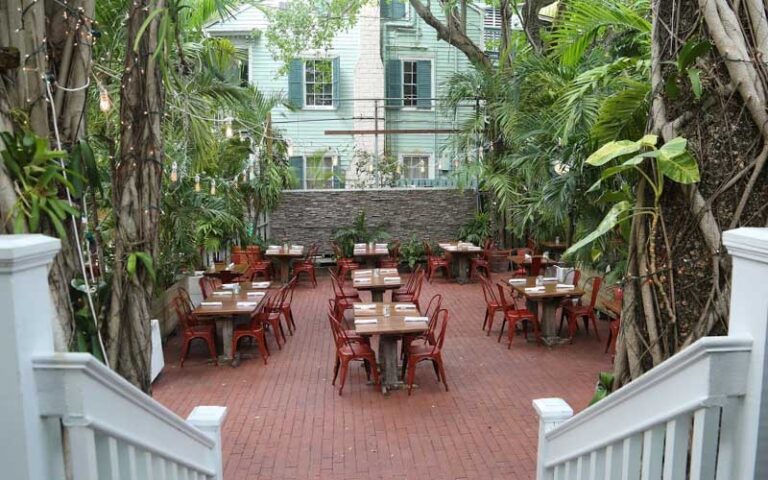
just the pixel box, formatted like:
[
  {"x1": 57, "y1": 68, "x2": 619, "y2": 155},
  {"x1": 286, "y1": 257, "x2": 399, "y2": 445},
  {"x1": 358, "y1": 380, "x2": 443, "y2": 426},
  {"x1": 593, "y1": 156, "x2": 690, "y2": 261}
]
[
  {"x1": 0, "y1": 235, "x2": 227, "y2": 480},
  {"x1": 534, "y1": 228, "x2": 768, "y2": 480}
]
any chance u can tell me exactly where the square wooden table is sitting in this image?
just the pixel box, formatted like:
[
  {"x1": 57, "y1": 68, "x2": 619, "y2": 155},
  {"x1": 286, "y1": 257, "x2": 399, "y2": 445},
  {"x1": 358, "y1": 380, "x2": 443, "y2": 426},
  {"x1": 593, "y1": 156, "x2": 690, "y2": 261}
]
[
  {"x1": 193, "y1": 289, "x2": 268, "y2": 359},
  {"x1": 202, "y1": 263, "x2": 249, "y2": 284},
  {"x1": 507, "y1": 276, "x2": 584, "y2": 346},
  {"x1": 439, "y1": 242, "x2": 483, "y2": 284},
  {"x1": 265, "y1": 246, "x2": 304, "y2": 284},
  {"x1": 352, "y1": 244, "x2": 390, "y2": 268},
  {"x1": 351, "y1": 269, "x2": 403, "y2": 302},
  {"x1": 353, "y1": 302, "x2": 427, "y2": 393}
]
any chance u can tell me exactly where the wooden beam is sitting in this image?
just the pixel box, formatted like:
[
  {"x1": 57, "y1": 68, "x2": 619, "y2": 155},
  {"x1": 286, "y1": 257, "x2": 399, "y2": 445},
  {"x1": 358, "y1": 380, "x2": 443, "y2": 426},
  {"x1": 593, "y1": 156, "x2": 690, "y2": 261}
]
[{"x1": 324, "y1": 128, "x2": 459, "y2": 135}]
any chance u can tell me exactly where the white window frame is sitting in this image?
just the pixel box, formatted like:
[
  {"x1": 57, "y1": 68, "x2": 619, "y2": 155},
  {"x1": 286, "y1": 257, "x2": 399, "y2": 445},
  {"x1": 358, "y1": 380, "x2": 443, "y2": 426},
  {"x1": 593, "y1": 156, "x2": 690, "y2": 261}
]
[
  {"x1": 399, "y1": 57, "x2": 435, "y2": 112},
  {"x1": 305, "y1": 154, "x2": 338, "y2": 189},
  {"x1": 399, "y1": 153, "x2": 432, "y2": 181},
  {"x1": 303, "y1": 58, "x2": 335, "y2": 110}
]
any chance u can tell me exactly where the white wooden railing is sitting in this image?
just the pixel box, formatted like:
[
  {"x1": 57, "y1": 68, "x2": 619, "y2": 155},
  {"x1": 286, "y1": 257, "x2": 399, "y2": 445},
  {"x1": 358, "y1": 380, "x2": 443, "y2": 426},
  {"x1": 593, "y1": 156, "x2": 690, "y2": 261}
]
[
  {"x1": 534, "y1": 228, "x2": 768, "y2": 480},
  {"x1": 0, "y1": 235, "x2": 227, "y2": 480}
]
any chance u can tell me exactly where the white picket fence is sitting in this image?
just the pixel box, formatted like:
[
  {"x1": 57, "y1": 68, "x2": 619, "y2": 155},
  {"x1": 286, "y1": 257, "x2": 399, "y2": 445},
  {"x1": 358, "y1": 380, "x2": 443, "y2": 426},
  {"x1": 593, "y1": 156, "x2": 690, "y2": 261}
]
[
  {"x1": 0, "y1": 235, "x2": 227, "y2": 480},
  {"x1": 534, "y1": 227, "x2": 768, "y2": 480}
]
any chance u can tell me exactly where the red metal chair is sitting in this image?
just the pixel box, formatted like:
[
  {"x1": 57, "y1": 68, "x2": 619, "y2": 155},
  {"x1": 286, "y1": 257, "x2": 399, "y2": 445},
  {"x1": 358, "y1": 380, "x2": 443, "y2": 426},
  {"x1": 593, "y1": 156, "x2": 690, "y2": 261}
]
[
  {"x1": 423, "y1": 242, "x2": 451, "y2": 282},
  {"x1": 379, "y1": 240, "x2": 401, "y2": 269},
  {"x1": 403, "y1": 309, "x2": 449, "y2": 395},
  {"x1": 231, "y1": 246, "x2": 246, "y2": 265},
  {"x1": 268, "y1": 276, "x2": 298, "y2": 335},
  {"x1": 560, "y1": 270, "x2": 582, "y2": 308},
  {"x1": 327, "y1": 299, "x2": 370, "y2": 346},
  {"x1": 232, "y1": 308, "x2": 270, "y2": 365},
  {"x1": 496, "y1": 282, "x2": 540, "y2": 348},
  {"x1": 511, "y1": 248, "x2": 533, "y2": 277},
  {"x1": 393, "y1": 264, "x2": 422, "y2": 297},
  {"x1": 261, "y1": 293, "x2": 286, "y2": 349},
  {"x1": 173, "y1": 294, "x2": 217, "y2": 367},
  {"x1": 560, "y1": 276, "x2": 603, "y2": 343},
  {"x1": 332, "y1": 242, "x2": 360, "y2": 280},
  {"x1": 401, "y1": 294, "x2": 443, "y2": 359},
  {"x1": 392, "y1": 270, "x2": 425, "y2": 309},
  {"x1": 198, "y1": 276, "x2": 221, "y2": 300},
  {"x1": 479, "y1": 275, "x2": 504, "y2": 335},
  {"x1": 246, "y1": 245, "x2": 272, "y2": 281},
  {"x1": 605, "y1": 286, "x2": 623, "y2": 359},
  {"x1": 329, "y1": 269, "x2": 361, "y2": 320},
  {"x1": 328, "y1": 311, "x2": 379, "y2": 395},
  {"x1": 292, "y1": 243, "x2": 318, "y2": 287},
  {"x1": 470, "y1": 239, "x2": 493, "y2": 281}
]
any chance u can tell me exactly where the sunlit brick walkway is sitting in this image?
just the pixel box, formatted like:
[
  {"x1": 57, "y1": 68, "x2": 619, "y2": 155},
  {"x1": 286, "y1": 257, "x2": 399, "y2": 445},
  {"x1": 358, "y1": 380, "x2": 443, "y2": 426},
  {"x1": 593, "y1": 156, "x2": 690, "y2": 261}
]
[{"x1": 153, "y1": 273, "x2": 612, "y2": 480}]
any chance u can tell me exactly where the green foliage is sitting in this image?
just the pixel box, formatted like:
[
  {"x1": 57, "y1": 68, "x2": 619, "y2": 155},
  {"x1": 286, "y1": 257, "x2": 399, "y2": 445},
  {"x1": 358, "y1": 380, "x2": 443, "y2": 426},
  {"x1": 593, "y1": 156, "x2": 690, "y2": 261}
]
[
  {"x1": 0, "y1": 131, "x2": 80, "y2": 238},
  {"x1": 332, "y1": 210, "x2": 390, "y2": 257},
  {"x1": 127, "y1": 251, "x2": 156, "y2": 281},
  {"x1": 399, "y1": 234, "x2": 426, "y2": 270},
  {"x1": 457, "y1": 212, "x2": 493, "y2": 245},
  {"x1": 665, "y1": 39, "x2": 711, "y2": 101},
  {"x1": 589, "y1": 371, "x2": 615, "y2": 406},
  {"x1": 70, "y1": 276, "x2": 111, "y2": 362}
]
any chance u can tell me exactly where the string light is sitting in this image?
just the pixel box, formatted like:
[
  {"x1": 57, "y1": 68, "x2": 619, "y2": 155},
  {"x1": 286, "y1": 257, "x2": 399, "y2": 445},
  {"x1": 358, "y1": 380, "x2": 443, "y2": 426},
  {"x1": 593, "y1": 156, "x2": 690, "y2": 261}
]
[
  {"x1": 210, "y1": 179, "x2": 216, "y2": 195},
  {"x1": 225, "y1": 122, "x2": 234, "y2": 139},
  {"x1": 194, "y1": 174, "x2": 201, "y2": 192},
  {"x1": 170, "y1": 161, "x2": 178, "y2": 182},
  {"x1": 99, "y1": 85, "x2": 112, "y2": 112}
]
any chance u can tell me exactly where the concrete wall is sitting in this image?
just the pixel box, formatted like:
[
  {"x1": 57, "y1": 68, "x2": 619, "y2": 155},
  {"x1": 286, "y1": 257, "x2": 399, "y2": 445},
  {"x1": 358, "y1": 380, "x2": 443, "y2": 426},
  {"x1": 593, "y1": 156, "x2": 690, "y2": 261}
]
[{"x1": 269, "y1": 188, "x2": 478, "y2": 253}]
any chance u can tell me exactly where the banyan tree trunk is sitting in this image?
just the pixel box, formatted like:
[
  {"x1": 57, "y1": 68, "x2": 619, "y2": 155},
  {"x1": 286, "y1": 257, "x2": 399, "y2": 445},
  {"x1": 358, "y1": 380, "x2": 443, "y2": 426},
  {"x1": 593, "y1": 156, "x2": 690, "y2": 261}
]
[
  {"x1": 106, "y1": 0, "x2": 165, "y2": 393},
  {"x1": 613, "y1": 0, "x2": 768, "y2": 387}
]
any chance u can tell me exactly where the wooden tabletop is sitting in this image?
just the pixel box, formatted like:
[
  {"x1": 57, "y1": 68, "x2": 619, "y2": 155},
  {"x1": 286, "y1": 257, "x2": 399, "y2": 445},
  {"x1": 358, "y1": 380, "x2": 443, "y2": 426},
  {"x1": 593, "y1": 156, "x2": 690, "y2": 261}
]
[
  {"x1": 352, "y1": 302, "x2": 428, "y2": 335},
  {"x1": 439, "y1": 242, "x2": 483, "y2": 253},
  {"x1": 506, "y1": 276, "x2": 585, "y2": 300},
  {"x1": 540, "y1": 241, "x2": 569, "y2": 250},
  {"x1": 351, "y1": 269, "x2": 403, "y2": 290},
  {"x1": 194, "y1": 289, "x2": 268, "y2": 316},
  {"x1": 265, "y1": 246, "x2": 305, "y2": 258},
  {"x1": 509, "y1": 255, "x2": 559, "y2": 266},
  {"x1": 203, "y1": 263, "x2": 249, "y2": 275}
]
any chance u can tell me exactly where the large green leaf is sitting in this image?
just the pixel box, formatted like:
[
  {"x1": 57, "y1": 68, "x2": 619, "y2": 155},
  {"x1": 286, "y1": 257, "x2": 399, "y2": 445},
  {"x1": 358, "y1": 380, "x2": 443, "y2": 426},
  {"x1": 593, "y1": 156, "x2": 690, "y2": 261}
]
[
  {"x1": 658, "y1": 151, "x2": 700, "y2": 184},
  {"x1": 586, "y1": 140, "x2": 642, "y2": 166},
  {"x1": 658, "y1": 137, "x2": 687, "y2": 158},
  {"x1": 564, "y1": 201, "x2": 632, "y2": 257}
]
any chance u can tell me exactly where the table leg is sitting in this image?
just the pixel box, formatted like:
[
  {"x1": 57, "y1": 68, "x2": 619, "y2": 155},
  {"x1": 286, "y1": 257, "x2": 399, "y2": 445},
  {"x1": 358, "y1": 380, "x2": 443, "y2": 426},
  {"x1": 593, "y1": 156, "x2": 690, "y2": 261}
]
[
  {"x1": 456, "y1": 255, "x2": 469, "y2": 284},
  {"x1": 532, "y1": 299, "x2": 569, "y2": 347},
  {"x1": 371, "y1": 289, "x2": 384, "y2": 302},
  {"x1": 215, "y1": 318, "x2": 234, "y2": 359},
  {"x1": 280, "y1": 259, "x2": 289, "y2": 284},
  {"x1": 378, "y1": 335, "x2": 399, "y2": 392}
]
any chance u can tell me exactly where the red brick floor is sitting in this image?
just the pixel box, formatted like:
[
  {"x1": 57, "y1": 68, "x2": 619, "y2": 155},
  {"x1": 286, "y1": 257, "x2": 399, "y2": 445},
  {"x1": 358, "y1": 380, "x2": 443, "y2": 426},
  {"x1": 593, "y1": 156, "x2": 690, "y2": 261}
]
[{"x1": 153, "y1": 273, "x2": 613, "y2": 480}]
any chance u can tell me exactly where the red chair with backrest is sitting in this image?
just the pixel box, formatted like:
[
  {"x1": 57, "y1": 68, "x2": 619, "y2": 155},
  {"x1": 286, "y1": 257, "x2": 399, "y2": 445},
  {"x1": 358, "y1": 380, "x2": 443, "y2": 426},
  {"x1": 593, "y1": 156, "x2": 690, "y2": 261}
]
[
  {"x1": 392, "y1": 270, "x2": 425, "y2": 309},
  {"x1": 261, "y1": 293, "x2": 286, "y2": 349},
  {"x1": 231, "y1": 307, "x2": 270, "y2": 365},
  {"x1": 511, "y1": 248, "x2": 533, "y2": 277},
  {"x1": 560, "y1": 269, "x2": 582, "y2": 308},
  {"x1": 268, "y1": 276, "x2": 298, "y2": 335},
  {"x1": 496, "y1": 282, "x2": 540, "y2": 348},
  {"x1": 470, "y1": 239, "x2": 493, "y2": 280},
  {"x1": 480, "y1": 275, "x2": 504, "y2": 335},
  {"x1": 198, "y1": 276, "x2": 221, "y2": 300},
  {"x1": 393, "y1": 265, "x2": 422, "y2": 297},
  {"x1": 332, "y1": 242, "x2": 360, "y2": 280},
  {"x1": 423, "y1": 242, "x2": 451, "y2": 282},
  {"x1": 329, "y1": 269, "x2": 361, "y2": 320},
  {"x1": 606, "y1": 286, "x2": 623, "y2": 358},
  {"x1": 327, "y1": 299, "x2": 370, "y2": 346},
  {"x1": 292, "y1": 243, "x2": 318, "y2": 287},
  {"x1": 173, "y1": 294, "x2": 217, "y2": 367},
  {"x1": 328, "y1": 311, "x2": 379, "y2": 395},
  {"x1": 231, "y1": 246, "x2": 246, "y2": 265},
  {"x1": 379, "y1": 240, "x2": 401, "y2": 269},
  {"x1": 246, "y1": 245, "x2": 272, "y2": 281},
  {"x1": 404, "y1": 309, "x2": 449, "y2": 395},
  {"x1": 400, "y1": 294, "x2": 443, "y2": 360},
  {"x1": 560, "y1": 276, "x2": 603, "y2": 343}
]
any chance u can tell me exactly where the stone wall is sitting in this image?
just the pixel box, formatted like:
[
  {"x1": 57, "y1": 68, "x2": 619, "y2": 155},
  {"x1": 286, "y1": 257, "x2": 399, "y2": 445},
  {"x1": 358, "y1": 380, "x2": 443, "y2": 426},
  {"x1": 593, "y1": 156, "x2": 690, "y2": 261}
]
[{"x1": 269, "y1": 188, "x2": 478, "y2": 254}]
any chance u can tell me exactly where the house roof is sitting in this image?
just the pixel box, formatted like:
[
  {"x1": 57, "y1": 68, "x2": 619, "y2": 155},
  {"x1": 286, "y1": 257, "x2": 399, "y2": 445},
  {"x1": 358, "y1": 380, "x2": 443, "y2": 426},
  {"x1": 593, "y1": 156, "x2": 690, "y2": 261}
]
[{"x1": 204, "y1": 3, "x2": 271, "y2": 36}]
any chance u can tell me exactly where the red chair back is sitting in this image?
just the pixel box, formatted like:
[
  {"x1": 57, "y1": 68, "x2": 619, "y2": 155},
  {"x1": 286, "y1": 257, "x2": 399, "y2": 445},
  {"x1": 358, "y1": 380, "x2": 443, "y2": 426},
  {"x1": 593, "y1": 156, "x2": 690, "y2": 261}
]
[
  {"x1": 480, "y1": 276, "x2": 500, "y2": 307},
  {"x1": 329, "y1": 269, "x2": 347, "y2": 298},
  {"x1": 586, "y1": 276, "x2": 603, "y2": 308},
  {"x1": 429, "y1": 309, "x2": 449, "y2": 353},
  {"x1": 410, "y1": 271, "x2": 425, "y2": 303},
  {"x1": 570, "y1": 269, "x2": 581, "y2": 286},
  {"x1": 401, "y1": 265, "x2": 423, "y2": 293},
  {"x1": 199, "y1": 276, "x2": 219, "y2": 300},
  {"x1": 173, "y1": 295, "x2": 194, "y2": 331},
  {"x1": 423, "y1": 294, "x2": 443, "y2": 322}
]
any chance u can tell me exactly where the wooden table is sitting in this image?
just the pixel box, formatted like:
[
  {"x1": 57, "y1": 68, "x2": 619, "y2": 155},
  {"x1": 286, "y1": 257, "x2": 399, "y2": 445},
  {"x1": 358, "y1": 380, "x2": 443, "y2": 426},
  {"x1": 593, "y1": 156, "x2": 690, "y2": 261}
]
[
  {"x1": 353, "y1": 302, "x2": 426, "y2": 393},
  {"x1": 539, "y1": 241, "x2": 569, "y2": 260},
  {"x1": 203, "y1": 263, "x2": 249, "y2": 284},
  {"x1": 507, "y1": 277, "x2": 584, "y2": 346},
  {"x1": 193, "y1": 288, "x2": 268, "y2": 360},
  {"x1": 439, "y1": 242, "x2": 483, "y2": 284},
  {"x1": 265, "y1": 246, "x2": 304, "y2": 284},
  {"x1": 509, "y1": 255, "x2": 559, "y2": 275},
  {"x1": 352, "y1": 244, "x2": 389, "y2": 268},
  {"x1": 351, "y1": 269, "x2": 403, "y2": 302}
]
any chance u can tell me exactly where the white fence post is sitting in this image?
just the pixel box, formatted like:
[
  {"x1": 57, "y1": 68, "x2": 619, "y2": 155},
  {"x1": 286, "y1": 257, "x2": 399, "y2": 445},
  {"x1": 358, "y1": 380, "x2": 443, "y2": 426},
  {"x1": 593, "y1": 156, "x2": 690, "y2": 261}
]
[
  {"x1": 722, "y1": 227, "x2": 768, "y2": 479},
  {"x1": 0, "y1": 235, "x2": 64, "y2": 480},
  {"x1": 187, "y1": 406, "x2": 228, "y2": 480},
  {"x1": 533, "y1": 398, "x2": 573, "y2": 480}
]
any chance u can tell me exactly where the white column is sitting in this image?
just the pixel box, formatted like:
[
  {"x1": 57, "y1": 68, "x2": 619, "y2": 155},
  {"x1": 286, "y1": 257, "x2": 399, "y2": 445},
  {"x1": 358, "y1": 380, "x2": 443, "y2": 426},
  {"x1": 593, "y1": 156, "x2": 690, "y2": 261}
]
[
  {"x1": 187, "y1": 406, "x2": 228, "y2": 480},
  {"x1": 722, "y1": 227, "x2": 768, "y2": 479},
  {"x1": 0, "y1": 235, "x2": 64, "y2": 480},
  {"x1": 532, "y1": 397, "x2": 573, "y2": 480}
]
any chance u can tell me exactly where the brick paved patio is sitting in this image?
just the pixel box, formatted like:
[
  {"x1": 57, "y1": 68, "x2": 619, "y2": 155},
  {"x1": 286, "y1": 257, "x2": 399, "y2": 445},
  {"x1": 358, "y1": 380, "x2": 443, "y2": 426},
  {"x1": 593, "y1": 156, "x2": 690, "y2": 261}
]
[{"x1": 153, "y1": 273, "x2": 613, "y2": 480}]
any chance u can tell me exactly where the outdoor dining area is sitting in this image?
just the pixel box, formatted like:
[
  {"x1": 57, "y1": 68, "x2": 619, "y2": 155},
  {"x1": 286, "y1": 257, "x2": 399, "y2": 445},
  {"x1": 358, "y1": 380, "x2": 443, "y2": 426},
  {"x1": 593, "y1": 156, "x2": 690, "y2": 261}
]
[{"x1": 165, "y1": 234, "x2": 622, "y2": 398}]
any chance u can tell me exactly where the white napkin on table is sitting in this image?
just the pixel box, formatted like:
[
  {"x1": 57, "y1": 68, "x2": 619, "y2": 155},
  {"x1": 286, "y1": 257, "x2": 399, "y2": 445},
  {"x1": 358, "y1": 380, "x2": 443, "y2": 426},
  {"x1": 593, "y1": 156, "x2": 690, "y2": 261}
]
[
  {"x1": 236, "y1": 301, "x2": 258, "y2": 307},
  {"x1": 354, "y1": 243, "x2": 366, "y2": 248},
  {"x1": 525, "y1": 286, "x2": 546, "y2": 293},
  {"x1": 380, "y1": 268, "x2": 398, "y2": 274},
  {"x1": 383, "y1": 277, "x2": 401, "y2": 283},
  {"x1": 247, "y1": 291, "x2": 266, "y2": 297},
  {"x1": 354, "y1": 278, "x2": 371, "y2": 284},
  {"x1": 355, "y1": 318, "x2": 378, "y2": 325},
  {"x1": 395, "y1": 304, "x2": 416, "y2": 311},
  {"x1": 509, "y1": 278, "x2": 527, "y2": 284},
  {"x1": 375, "y1": 243, "x2": 388, "y2": 248},
  {"x1": 200, "y1": 301, "x2": 223, "y2": 307},
  {"x1": 268, "y1": 245, "x2": 280, "y2": 250},
  {"x1": 556, "y1": 284, "x2": 575, "y2": 290},
  {"x1": 542, "y1": 277, "x2": 558, "y2": 282},
  {"x1": 404, "y1": 316, "x2": 429, "y2": 323},
  {"x1": 221, "y1": 283, "x2": 237, "y2": 289},
  {"x1": 354, "y1": 304, "x2": 376, "y2": 310},
  {"x1": 354, "y1": 270, "x2": 372, "y2": 276},
  {"x1": 212, "y1": 291, "x2": 233, "y2": 296},
  {"x1": 251, "y1": 282, "x2": 271, "y2": 288}
]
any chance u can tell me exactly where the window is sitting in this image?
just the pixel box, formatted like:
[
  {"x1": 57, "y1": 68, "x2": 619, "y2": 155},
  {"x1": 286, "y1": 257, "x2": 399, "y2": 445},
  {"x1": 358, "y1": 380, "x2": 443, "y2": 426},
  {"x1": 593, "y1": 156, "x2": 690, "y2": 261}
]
[
  {"x1": 306, "y1": 155, "x2": 337, "y2": 189},
  {"x1": 304, "y1": 59, "x2": 333, "y2": 107},
  {"x1": 402, "y1": 155, "x2": 429, "y2": 180},
  {"x1": 238, "y1": 58, "x2": 249, "y2": 87},
  {"x1": 381, "y1": 0, "x2": 407, "y2": 20},
  {"x1": 403, "y1": 61, "x2": 418, "y2": 107}
]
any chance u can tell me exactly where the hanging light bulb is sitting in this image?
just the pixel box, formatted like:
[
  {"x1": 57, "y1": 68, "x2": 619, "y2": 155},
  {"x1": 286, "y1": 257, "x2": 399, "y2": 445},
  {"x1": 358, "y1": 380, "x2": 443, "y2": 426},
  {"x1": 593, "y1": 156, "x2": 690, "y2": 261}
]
[
  {"x1": 170, "y1": 161, "x2": 178, "y2": 183},
  {"x1": 225, "y1": 122, "x2": 234, "y2": 139},
  {"x1": 194, "y1": 174, "x2": 201, "y2": 192},
  {"x1": 99, "y1": 85, "x2": 112, "y2": 113},
  {"x1": 368, "y1": 162, "x2": 374, "y2": 173},
  {"x1": 210, "y1": 179, "x2": 216, "y2": 195},
  {"x1": 332, "y1": 155, "x2": 338, "y2": 167}
]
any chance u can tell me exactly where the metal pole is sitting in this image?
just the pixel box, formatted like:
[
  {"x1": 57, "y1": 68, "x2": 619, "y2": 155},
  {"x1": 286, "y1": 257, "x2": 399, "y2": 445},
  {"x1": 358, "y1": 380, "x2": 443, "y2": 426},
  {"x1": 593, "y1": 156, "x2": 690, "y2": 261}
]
[{"x1": 374, "y1": 99, "x2": 380, "y2": 187}]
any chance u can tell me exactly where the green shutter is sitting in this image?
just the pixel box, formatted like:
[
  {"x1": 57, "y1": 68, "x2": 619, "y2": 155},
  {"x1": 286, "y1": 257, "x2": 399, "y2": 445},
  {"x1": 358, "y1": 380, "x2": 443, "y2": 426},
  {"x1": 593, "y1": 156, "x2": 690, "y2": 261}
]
[
  {"x1": 386, "y1": 59, "x2": 402, "y2": 108},
  {"x1": 288, "y1": 59, "x2": 303, "y2": 108},
  {"x1": 416, "y1": 60, "x2": 432, "y2": 109},
  {"x1": 289, "y1": 156, "x2": 304, "y2": 189},
  {"x1": 392, "y1": 0, "x2": 406, "y2": 19},
  {"x1": 332, "y1": 57, "x2": 340, "y2": 109},
  {"x1": 380, "y1": 0, "x2": 391, "y2": 18}
]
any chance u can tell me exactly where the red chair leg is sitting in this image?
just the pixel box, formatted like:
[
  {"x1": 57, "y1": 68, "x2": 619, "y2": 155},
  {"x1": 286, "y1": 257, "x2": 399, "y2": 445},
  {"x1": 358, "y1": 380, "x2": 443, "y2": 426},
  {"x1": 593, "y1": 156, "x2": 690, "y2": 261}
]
[
  {"x1": 180, "y1": 338, "x2": 191, "y2": 367},
  {"x1": 206, "y1": 336, "x2": 218, "y2": 366},
  {"x1": 437, "y1": 356, "x2": 448, "y2": 391},
  {"x1": 331, "y1": 356, "x2": 340, "y2": 385},
  {"x1": 407, "y1": 358, "x2": 417, "y2": 396},
  {"x1": 257, "y1": 333, "x2": 269, "y2": 365},
  {"x1": 338, "y1": 358, "x2": 349, "y2": 396},
  {"x1": 508, "y1": 319, "x2": 516, "y2": 349},
  {"x1": 590, "y1": 313, "x2": 601, "y2": 341}
]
